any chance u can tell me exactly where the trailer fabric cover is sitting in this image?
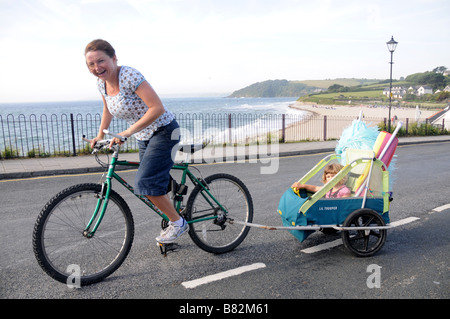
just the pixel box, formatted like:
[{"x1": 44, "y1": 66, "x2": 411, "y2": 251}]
[
  {"x1": 277, "y1": 188, "x2": 390, "y2": 242},
  {"x1": 277, "y1": 188, "x2": 313, "y2": 242}
]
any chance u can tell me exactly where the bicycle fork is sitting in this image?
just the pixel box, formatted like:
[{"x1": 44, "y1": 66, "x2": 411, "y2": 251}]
[
  {"x1": 83, "y1": 181, "x2": 110, "y2": 238},
  {"x1": 83, "y1": 155, "x2": 117, "y2": 238}
]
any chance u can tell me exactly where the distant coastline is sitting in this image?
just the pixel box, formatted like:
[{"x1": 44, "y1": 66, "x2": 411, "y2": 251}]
[
  {"x1": 288, "y1": 101, "x2": 436, "y2": 120},
  {"x1": 281, "y1": 101, "x2": 439, "y2": 141}
]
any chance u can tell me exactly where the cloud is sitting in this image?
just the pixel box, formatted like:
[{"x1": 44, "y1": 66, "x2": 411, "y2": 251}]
[{"x1": 0, "y1": 0, "x2": 449, "y2": 102}]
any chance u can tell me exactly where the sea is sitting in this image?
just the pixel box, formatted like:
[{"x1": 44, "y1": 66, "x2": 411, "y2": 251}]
[
  {"x1": 0, "y1": 97, "x2": 309, "y2": 154},
  {"x1": 0, "y1": 96, "x2": 303, "y2": 117}
]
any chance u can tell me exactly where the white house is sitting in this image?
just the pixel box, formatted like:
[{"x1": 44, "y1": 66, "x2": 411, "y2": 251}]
[
  {"x1": 383, "y1": 86, "x2": 407, "y2": 98},
  {"x1": 429, "y1": 105, "x2": 450, "y2": 130},
  {"x1": 445, "y1": 110, "x2": 450, "y2": 130},
  {"x1": 416, "y1": 86, "x2": 433, "y2": 96},
  {"x1": 384, "y1": 85, "x2": 440, "y2": 98}
]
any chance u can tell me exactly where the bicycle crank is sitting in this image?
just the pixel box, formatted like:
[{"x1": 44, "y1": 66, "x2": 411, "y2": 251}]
[{"x1": 157, "y1": 242, "x2": 180, "y2": 257}]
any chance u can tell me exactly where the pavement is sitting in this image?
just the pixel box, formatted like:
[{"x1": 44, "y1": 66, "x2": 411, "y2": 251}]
[{"x1": 1, "y1": 135, "x2": 450, "y2": 180}]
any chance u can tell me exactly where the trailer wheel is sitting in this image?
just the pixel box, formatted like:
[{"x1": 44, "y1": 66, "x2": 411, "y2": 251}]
[{"x1": 341, "y1": 208, "x2": 387, "y2": 257}]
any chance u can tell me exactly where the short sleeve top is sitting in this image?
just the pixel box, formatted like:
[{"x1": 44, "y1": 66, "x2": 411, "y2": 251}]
[
  {"x1": 97, "y1": 66, "x2": 174, "y2": 140},
  {"x1": 325, "y1": 185, "x2": 351, "y2": 198}
]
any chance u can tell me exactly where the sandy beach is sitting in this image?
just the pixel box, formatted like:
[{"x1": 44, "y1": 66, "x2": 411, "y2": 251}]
[
  {"x1": 290, "y1": 101, "x2": 438, "y2": 120},
  {"x1": 283, "y1": 102, "x2": 439, "y2": 142}
]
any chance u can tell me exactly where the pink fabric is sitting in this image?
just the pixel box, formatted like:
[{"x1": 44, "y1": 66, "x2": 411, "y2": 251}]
[{"x1": 325, "y1": 185, "x2": 351, "y2": 198}]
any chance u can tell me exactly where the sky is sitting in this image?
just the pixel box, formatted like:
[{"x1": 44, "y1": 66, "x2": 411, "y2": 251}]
[{"x1": 0, "y1": 0, "x2": 449, "y2": 103}]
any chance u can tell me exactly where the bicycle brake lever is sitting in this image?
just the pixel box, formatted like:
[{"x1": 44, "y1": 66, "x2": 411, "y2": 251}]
[{"x1": 91, "y1": 140, "x2": 112, "y2": 153}]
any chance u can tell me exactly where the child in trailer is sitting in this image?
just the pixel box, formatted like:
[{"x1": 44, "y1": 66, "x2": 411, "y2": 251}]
[{"x1": 291, "y1": 163, "x2": 351, "y2": 198}]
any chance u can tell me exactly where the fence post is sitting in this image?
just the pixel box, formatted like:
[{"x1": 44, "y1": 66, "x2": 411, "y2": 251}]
[
  {"x1": 323, "y1": 115, "x2": 327, "y2": 141},
  {"x1": 405, "y1": 118, "x2": 409, "y2": 135},
  {"x1": 281, "y1": 114, "x2": 285, "y2": 143},
  {"x1": 442, "y1": 118, "x2": 445, "y2": 133},
  {"x1": 228, "y1": 113, "x2": 232, "y2": 144},
  {"x1": 70, "y1": 113, "x2": 77, "y2": 156}
]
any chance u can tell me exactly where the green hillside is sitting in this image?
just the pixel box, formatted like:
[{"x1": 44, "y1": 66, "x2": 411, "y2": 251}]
[
  {"x1": 299, "y1": 81, "x2": 391, "y2": 105},
  {"x1": 227, "y1": 78, "x2": 382, "y2": 98},
  {"x1": 294, "y1": 78, "x2": 380, "y2": 89},
  {"x1": 227, "y1": 68, "x2": 449, "y2": 106},
  {"x1": 227, "y1": 79, "x2": 319, "y2": 98}
]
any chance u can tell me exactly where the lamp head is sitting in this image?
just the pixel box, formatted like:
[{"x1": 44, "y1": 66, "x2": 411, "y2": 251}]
[{"x1": 386, "y1": 36, "x2": 398, "y2": 53}]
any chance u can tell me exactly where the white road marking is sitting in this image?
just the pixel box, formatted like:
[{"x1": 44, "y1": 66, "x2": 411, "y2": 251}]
[
  {"x1": 301, "y1": 239, "x2": 343, "y2": 254},
  {"x1": 432, "y1": 204, "x2": 450, "y2": 213},
  {"x1": 389, "y1": 216, "x2": 420, "y2": 227},
  {"x1": 182, "y1": 263, "x2": 266, "y2": 289},
  {"x1": 181, "y1": 207, "x2": 446, "y2": 287},
  {"x1": 301, "y1": 216, "x2": 420, "y2": 254}
]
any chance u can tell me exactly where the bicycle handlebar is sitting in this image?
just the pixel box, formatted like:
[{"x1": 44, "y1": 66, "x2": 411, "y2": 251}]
[
  {"x1": 82, "y1": 130, "x2": 127, "y2": 154},
  {"x1": 82, "y1": 130, "x2": 127, "y2": 151},
  {"x1": 82, "y1": 135, "x2": 111, "y2": 151},
  {"x1": 103, "y1": 129, "x2": 127, "y2": 142},
  {"x1": 83, "y1": 130, "x2": 210, "y2": 155}
]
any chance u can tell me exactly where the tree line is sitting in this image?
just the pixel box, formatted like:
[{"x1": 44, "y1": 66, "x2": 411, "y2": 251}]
[
  {"x1": 404, "y1": 66, "x2": 449, "y2": 90},
  {"x1": 326, "y1": 66, "x2": 450, "y2": 102},
  {"x1": 227, "y1": 67, "x2": 449, "y2": 100}
]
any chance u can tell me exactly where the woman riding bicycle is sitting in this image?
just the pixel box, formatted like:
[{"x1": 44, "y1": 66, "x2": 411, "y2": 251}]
[{"x1": 85, "y1": 39, "x2": 188, "y2": 244}]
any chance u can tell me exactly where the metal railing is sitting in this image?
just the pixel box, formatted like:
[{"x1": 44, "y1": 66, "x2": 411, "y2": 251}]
[{"x1": 0, "y1": 112, "x2": 445, "y2": 159}]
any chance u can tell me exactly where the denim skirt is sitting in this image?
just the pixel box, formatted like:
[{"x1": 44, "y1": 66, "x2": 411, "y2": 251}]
[{"x1": 134, "y1": 120, "x2": 180, "y2": 196}]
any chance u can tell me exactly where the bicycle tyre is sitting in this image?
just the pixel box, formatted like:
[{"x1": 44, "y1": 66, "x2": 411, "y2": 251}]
[
  {"x1": 341, "y1": 208, "x2": 387, "y2": 257},
  {"x1": 185, "y1": 173, "x2": 253, "y2": 254},
  {"x1": 32, "y1": 183, "x2": 134, "y2": 286}
]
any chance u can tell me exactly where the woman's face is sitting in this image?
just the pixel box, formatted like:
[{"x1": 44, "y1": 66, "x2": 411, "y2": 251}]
[{"x1": 85, "y1": 50, "x2": 117, "y2": 80}]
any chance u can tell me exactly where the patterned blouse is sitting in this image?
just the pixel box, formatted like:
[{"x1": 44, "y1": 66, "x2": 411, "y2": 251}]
[{"x1": 97, "y1": 66, "x2": 174, "y2": 140}]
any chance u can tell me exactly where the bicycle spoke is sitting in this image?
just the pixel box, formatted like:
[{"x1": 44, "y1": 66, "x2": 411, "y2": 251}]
[
  {"x1": 186, "y1": 174, "x2": 253, "y2": 253},
  {"x1": 33, "y1": 184, "x2": 134, "y2": 285}
]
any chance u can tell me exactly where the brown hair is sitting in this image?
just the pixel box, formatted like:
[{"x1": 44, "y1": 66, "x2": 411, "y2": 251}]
[
  {"x1": 321, "y1": 163, "x2": 346, "y2": 184},
  {"x1": 85, "y1": 39, "x2": 116, "y2": 58}
]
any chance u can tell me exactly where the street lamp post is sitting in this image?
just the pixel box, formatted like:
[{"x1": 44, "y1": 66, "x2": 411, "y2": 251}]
[{"x1": 386, "y1": 36, "x2": 398, "y2": 132}]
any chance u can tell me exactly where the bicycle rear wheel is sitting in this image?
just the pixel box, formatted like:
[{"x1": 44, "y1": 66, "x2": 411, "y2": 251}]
[
  {"x1": 32, "y1": 183, "x2": 134, "y2": 286},
  {"x1": 185, "y1": 173, "x2": 253, "y2": 254}
]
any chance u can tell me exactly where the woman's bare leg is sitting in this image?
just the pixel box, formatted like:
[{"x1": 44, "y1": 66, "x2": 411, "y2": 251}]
[{"x1": 146, "y1": 194, "x2": 180, "y2": 222}]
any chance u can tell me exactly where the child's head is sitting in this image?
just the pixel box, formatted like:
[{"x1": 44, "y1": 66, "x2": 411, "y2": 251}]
[{"x1": 321, "y1": 163, "x2": 346, "y2": 185}]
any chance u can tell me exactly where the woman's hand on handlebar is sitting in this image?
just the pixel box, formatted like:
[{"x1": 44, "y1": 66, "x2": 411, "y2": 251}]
[
  {"x1": 108, "y1": 130, "x2": 130, "y2": 149},
  {"x1": 86, "y1": 129, "x2": 130, "y2": 149},
  {"x1": 90, "y1": 136, "x2": 103, "y2": 149}
]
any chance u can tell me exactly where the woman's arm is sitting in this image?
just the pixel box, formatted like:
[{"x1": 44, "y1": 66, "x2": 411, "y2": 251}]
[
  {"x1": 91, "y1": 96, "x2": 113, "y2": 148},
  {"x1": 291, "y1": 182, "x2": 321, "y2": 193},
  {"x1": 116, "y1": 80, "x2": 165, "y2": 140}
]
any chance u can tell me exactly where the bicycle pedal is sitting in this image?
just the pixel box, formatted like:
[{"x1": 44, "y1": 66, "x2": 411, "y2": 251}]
[{"x1": 157, "y1": 242, "x2": 180, "y2": 257}]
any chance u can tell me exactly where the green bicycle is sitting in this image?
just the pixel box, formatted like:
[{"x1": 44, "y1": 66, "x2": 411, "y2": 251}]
[{"x1": 32, "y1": 130, "x2": 254, "y2": 286}]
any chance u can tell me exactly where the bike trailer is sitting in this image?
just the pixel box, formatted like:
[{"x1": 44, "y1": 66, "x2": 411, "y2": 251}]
[{"x1": 277, "y1": 149, "x2": 392, "y2": 243}]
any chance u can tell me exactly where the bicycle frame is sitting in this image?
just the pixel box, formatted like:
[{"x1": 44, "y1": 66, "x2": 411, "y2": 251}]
[{"x1": 84, "y1": 146, "x2": 227, "y2": 237}]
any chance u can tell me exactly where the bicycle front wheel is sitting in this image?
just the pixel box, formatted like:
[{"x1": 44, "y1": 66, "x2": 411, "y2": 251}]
[
  {"x1": 185, "y1": 173, "x2": 253, "y2": 254},
  {"x1": 32, "y1": 183, "x2": 134, "y2": 286}
]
